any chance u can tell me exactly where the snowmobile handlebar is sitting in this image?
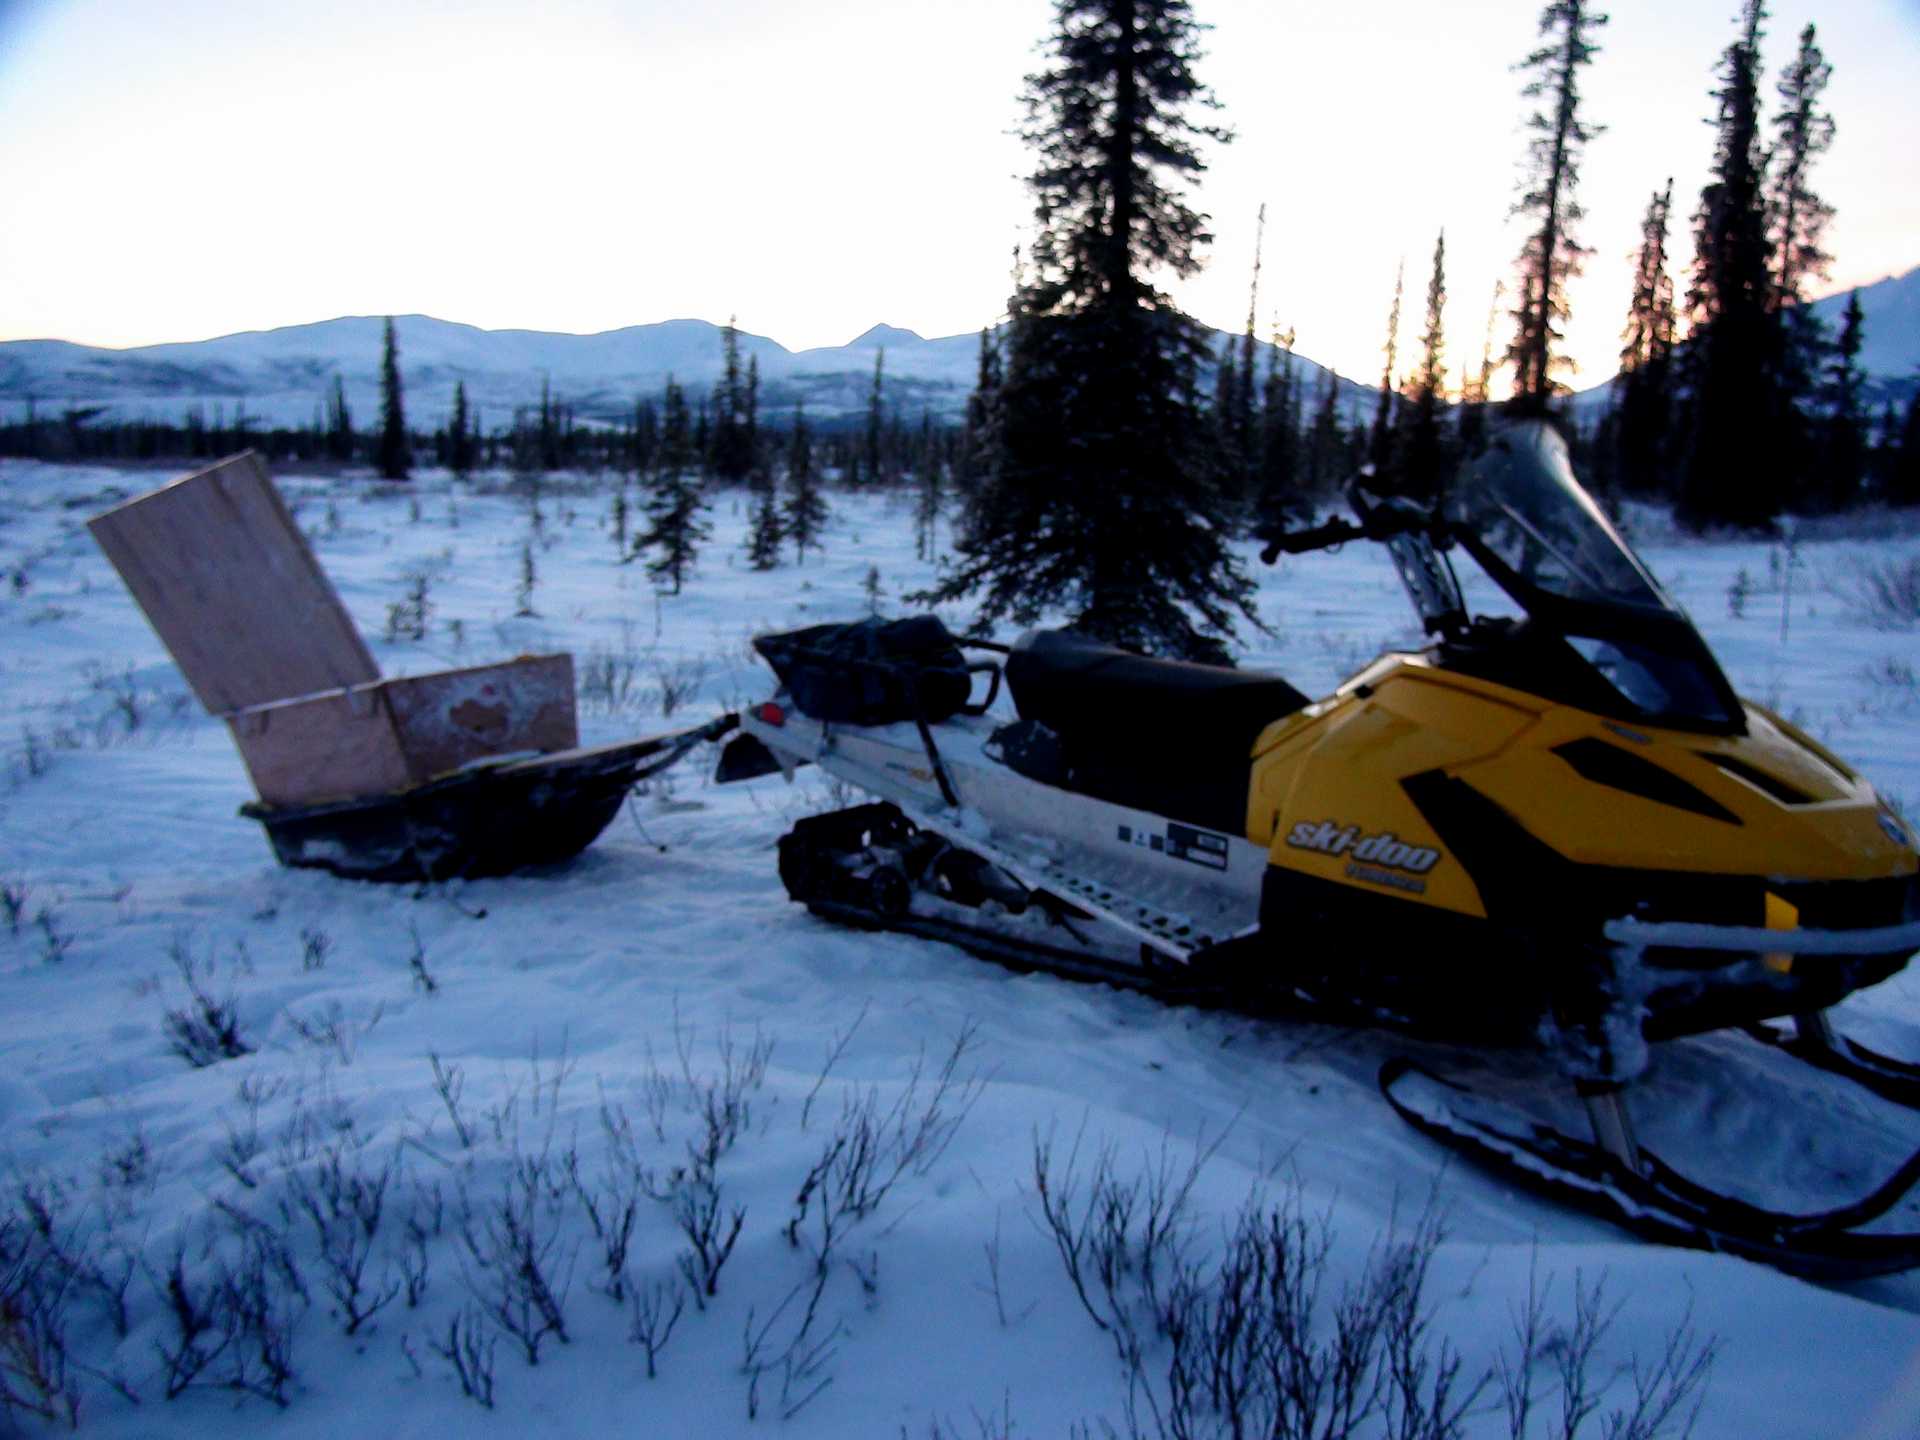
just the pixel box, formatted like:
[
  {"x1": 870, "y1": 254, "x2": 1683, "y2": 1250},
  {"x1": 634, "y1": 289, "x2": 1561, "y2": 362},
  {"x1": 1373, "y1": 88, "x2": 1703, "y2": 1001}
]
[
  {"x1": 1259, "y1": 516, "x2": 1364, "y2": 564},
  {"x1": 1257, "y1": 499, "x2": 1441, "y2": 565}
]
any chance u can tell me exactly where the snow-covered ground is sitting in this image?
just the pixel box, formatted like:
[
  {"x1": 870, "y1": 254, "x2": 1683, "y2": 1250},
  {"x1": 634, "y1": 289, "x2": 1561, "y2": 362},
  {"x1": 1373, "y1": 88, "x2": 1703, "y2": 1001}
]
[{"x1": 2, "y1": 458, "x2": 1920, "y2": 1438}]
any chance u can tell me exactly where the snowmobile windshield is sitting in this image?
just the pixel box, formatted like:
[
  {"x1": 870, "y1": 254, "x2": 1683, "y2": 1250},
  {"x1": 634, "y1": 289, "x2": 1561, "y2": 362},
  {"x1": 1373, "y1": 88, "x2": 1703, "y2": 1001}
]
[
  {"x1": 1441, "y1": 422, "x2": 1744, "y2": 734},
  {"x1": 1447, "y1": 424, "x2": 1670, "y2": 612}
]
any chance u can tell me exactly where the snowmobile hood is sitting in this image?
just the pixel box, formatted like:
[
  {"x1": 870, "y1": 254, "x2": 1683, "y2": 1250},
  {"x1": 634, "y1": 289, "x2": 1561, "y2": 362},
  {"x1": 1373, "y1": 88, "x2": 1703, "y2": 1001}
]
[{"x1": 1286, "y1": 654, "x2": 1920, "y2": 885}]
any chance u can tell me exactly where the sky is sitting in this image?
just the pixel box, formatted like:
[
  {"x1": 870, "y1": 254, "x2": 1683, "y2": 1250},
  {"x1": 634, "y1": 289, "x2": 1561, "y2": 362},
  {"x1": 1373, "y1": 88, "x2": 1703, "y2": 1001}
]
[{"x1": 1, "y1": 0, "x2": 1916, "y2": 390}]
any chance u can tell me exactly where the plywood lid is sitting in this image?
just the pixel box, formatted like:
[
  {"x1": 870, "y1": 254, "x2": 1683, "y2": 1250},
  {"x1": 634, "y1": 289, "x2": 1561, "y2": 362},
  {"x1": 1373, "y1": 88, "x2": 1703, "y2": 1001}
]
[{"x1": 88, "y1": 452, "x2": 379, "y2": 713}]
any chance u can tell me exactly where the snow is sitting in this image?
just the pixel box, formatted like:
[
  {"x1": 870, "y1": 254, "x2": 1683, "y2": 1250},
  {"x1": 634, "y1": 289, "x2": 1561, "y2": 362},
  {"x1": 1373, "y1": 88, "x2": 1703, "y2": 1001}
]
[{"x1": 2, "y1": 457, "x2": 1920, "y2": 1436}]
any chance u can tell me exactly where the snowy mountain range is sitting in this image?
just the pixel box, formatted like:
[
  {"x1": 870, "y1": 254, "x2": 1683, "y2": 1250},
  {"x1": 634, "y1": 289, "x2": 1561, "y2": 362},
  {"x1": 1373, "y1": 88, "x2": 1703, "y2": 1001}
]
[
  {"x1": 0, "y1": 313, "x2": 1373, "y2": 435},
  {"x1": 1, "y1": 264, "x2": 1912, "y2": 434}
]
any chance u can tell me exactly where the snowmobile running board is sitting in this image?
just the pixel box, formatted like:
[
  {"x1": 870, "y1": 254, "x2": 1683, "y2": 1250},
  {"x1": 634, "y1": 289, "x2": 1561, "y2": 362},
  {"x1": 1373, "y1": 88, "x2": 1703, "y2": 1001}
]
[
  {"x1": 734, "y1": 703, "x2": 1265, "y2": 969},
  {"x1": 1380, "y1": 1059, "x2": 1920, "y2": 1283}
]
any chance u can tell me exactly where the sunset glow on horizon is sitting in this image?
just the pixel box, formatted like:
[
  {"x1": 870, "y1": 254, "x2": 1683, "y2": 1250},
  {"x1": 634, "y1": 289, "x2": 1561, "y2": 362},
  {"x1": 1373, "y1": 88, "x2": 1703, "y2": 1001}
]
[{"x1": 3, "y1": 0, "x2": 1915, "y2": 393}]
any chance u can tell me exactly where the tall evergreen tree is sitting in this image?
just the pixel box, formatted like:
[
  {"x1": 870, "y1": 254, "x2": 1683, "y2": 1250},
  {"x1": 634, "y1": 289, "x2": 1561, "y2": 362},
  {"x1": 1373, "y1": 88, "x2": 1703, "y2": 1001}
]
[
  {"x1": 914, "y1": 449, "x2": 947, "y2": 562},
  {"x1": 1769, "y1": 21, "x2": 1837, "y2": 464},
  {"x1": 1216, "y1": 203, "x2": 1264, "y2": 495},
  {"x1": 1815, "y1": 291, "x2": 1867, "y2": 511},
  {"x1": 1681, "y1": 0, "x2": 1777, "y2": 530},
  {"x1": 863, "y1": 349, "x2": 887, "y2": 487},
  {"x1": 1401, "y1": 230, "x2": 1448, "y2": 496},
  {"x1": 1894, "y1": 387, "x2": 1920, "y2": 508},
  {"x1": 1305, "y1": 366, "x2": 1344, "y2": 498},
  {"x1": 637, "y1": 377, "x2": 711, "y2": 594},
  {"x1": 536, "y1": 375, "x2": 559, "y2": 473},
  {"x1": 1369, "y1": 260, "x2": 1404, "y2": 473},
  {"x1": 745, "y1": 472, "x2": 783, "y2": 570},
  {"x1": 782, "y1": 404, "x2": 828, "y2": 563},
  {"x1": 1256, "y1": 324, "x2": 1299, "y2": 519},
  {"x1": 377, "y1": 317, "x2": 409, "y2": 481},
  {"x1": 448, "y1": 379, "x2": 474, "y2": 478},
  {"x1": 1507, "y1": 0, "x2": 1607, "y2": 416},
  {"x1": 921, "y1": 0, "x2": 1255, "y2": 661},
  {"x1": 631, "y1": 396, "x2": 659, "y2": 477},
  {"x1": 959, "y1": 326, "x2": 1003, "y2": 496},
  {"x1": 327, "y1": 375, "x2": 353, "y2": 463},
  {"x1": 1769, "y1": 24, "x2": 1835, "y2": 313},
  {"x1": 1613, "y1": 181, "x2": 1678, "y2": 497},
  {"x1": 710, "y1": 317, "x2": 755, "y2": 484},
  {"x1": 1458, "y1": 281, "x2": 1504, "y2": 458}
]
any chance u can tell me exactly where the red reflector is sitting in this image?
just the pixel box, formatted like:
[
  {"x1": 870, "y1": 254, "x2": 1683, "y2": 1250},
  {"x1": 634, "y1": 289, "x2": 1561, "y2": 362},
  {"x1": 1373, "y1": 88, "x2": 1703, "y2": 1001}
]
[{"x1": 757, "y1": 702, "x2": 787, "y2": 727}]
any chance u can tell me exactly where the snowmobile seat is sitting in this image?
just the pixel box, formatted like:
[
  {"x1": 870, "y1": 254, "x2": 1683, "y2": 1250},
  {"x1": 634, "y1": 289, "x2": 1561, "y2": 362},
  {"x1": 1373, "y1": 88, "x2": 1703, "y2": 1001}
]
[{"x1": 999, "y1": 630, "x2": 1311, "y2": 836}]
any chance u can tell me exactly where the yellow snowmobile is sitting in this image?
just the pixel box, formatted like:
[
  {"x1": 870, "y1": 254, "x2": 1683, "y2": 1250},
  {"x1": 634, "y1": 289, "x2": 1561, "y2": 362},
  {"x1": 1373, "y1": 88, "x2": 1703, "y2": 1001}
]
[{"x1": 719, "y1": 420, "x2": 1920, "y2": 1278}]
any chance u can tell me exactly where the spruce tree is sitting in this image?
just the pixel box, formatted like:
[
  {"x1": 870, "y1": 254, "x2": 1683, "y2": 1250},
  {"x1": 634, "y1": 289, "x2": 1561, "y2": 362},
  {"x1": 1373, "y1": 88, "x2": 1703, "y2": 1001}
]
[
  {"x1": 1400, "y1": 230, "x2": 1448, "y2": 497},
  {"x1": 745, "y1": 473, "x2": 783, "y2": 570},
  {"x1": 1458, "y1": 281, "x2": 1504, "y2": 459},
  {"x1": 448, "y1": 379, "x2": 474, "y2": 478},
  {"x1": 863, "y1": 349, "x2": 887, "y2": 488},
  {"x1": 327, "y1": 375, "x2": 353, "y2": 463},
  {"x1": 377, "y1": 317, "x2": 409, "y2": 480},
  {"x1": 1816, "y1": 291, "x2": 1867, "y2": 511},
  {"x1": 1306, "y1": 366, "x2": 1344, "y2": 499},
  {"x1": 710, "y1": 317, "x2": 755, "y2": 484},
  {"x1": 1255, "y1": 325, "x2": 1299, "y2": 520},
  {"x1": 1769, "y1": 21, "x2": 1837, "y2": 466},
  {"x1": 925, "y1": 0, "x2": 1256, "y2": 662},
  {"x1": 1231, "y1": 205, "x2": 1264, "y2": 493},
  {"x1": 1613, "y1": 181, "x2": 1677, "y2": 497},
  {"x1": 959, "y1": 326, "x2": 1003, "y2": 496},
  {"x1": 1369, "y1": 260, "x2": 1404, "y2": 474},
  {"x1": 782, "y1": 404, "x2": 828, "y2": 563},
  {"x1": 1894, "y1": 388, "x2": 1920, "y2": 507},
  {"x1": 631, "y1": 396, "x2": 658, "y2": 477},
  {"x1": 637, "y1": 377, "x2": 711, "y2": 594},
  {"x1": 914, "y1": 445, "x2": 946, "y2": 562},
  {"x1": 1507, "y1": 0, "x2": 1607, "y2": 416},
  {"x1": 1682, "y1": 0, "x2": 1777, "y2": 530},
  {"x1": 1213, "y1": 338, "x2": 1241, "y2": 477},
  {"x1": 536, "y1": 375, "x2": 559, "y2": 473},
  {"x1": 1769, "y1": 24, "x2": 1835, "y2": 313}
]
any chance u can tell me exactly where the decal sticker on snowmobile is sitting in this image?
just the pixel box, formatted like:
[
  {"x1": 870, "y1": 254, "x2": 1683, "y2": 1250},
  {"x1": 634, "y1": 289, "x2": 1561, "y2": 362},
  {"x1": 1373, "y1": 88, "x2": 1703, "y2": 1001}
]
[
  {"x1": 1116, "y1": 822, "x2": 1230, "y2": 872},
  {"x1": 1285, "y1": 820, "x2": 1441, "y2": 875},
  {"x1": 1344, "y1": 862, "x2": 1427, "y2": 895}
]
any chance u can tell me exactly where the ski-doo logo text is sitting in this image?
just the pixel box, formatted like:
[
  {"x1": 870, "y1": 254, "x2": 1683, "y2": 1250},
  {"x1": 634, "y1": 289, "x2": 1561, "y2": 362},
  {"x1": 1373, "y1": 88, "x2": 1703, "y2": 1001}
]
[{"x1": 1285, "y1": 821, "x2": 1441, "y2": 875}]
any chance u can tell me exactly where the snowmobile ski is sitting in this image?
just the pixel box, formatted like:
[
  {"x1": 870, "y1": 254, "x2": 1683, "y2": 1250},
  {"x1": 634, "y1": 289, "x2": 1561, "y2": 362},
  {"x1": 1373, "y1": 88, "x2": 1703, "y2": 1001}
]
[
  {"x1": 1380, "y1": 1058, "x2": 1920, "y2": 1281},
  {"x1": 1744, "y1": 1013, "x2": 1920, "y2": 1113}
]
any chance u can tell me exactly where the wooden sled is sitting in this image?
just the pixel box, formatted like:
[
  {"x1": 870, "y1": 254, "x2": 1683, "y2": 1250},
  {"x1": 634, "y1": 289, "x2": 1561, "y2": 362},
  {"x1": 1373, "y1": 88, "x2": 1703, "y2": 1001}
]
[{"x1": 89, "y1": 453, "x2": 731, "y2": 881}]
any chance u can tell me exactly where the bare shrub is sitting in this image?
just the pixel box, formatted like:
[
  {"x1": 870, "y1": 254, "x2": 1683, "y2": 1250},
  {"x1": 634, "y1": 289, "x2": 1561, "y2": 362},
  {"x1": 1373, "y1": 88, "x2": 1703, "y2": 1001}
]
[
  {"x1": 284, "y1": 998, "x2": 384, "y2": 1065},
  {"x1": 298, "y1": 926, "x2": 332, "y2": 972},
  {"x1": 457, "y1": 1158, "x2": 574, "y2": 1365},
  {"x1": 787, "y1": 1024, "x2": 984, "y2": 1269},
  {"x1": 34, "y1": 905, "x2": 71, "y2": 964},
  {"x1": 406, "y1": 925, "x2": 438, "y2": 994},
  {"x1": 429, "y1": 1053, "x2": 476, "y2": 1150},
  {"x1": 429, "y1": 1305, "x2": 497, "y2": 1408},
  {"x1": 653, "y1": 654, "x2": 711, "y2": 718},
  {"x1": 282, "y1": 1143, "x2": 402, "y2": 1336},
  {"x1": 1835, "y1": 551, "x2": 1920, "y2": 628},
  {"x1": 628, "y1": 1277, "x2": 686, "y2": 1378},
  {"x1": 0, "y1": 1217, "x2": 81, "y2": 1427},
  {"x1": 1032, "y1": 1135, "x2": 1719, "y2": 1440},
  {"x1": 1, "y1": 879, "x2": 27, "y2": 936},
  {"x1": 579, "y1": 628, "x2": 646, "y2": 715},
  {"x1": 162, "y1": 942, "x2": 252, "y2": 1067}
]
